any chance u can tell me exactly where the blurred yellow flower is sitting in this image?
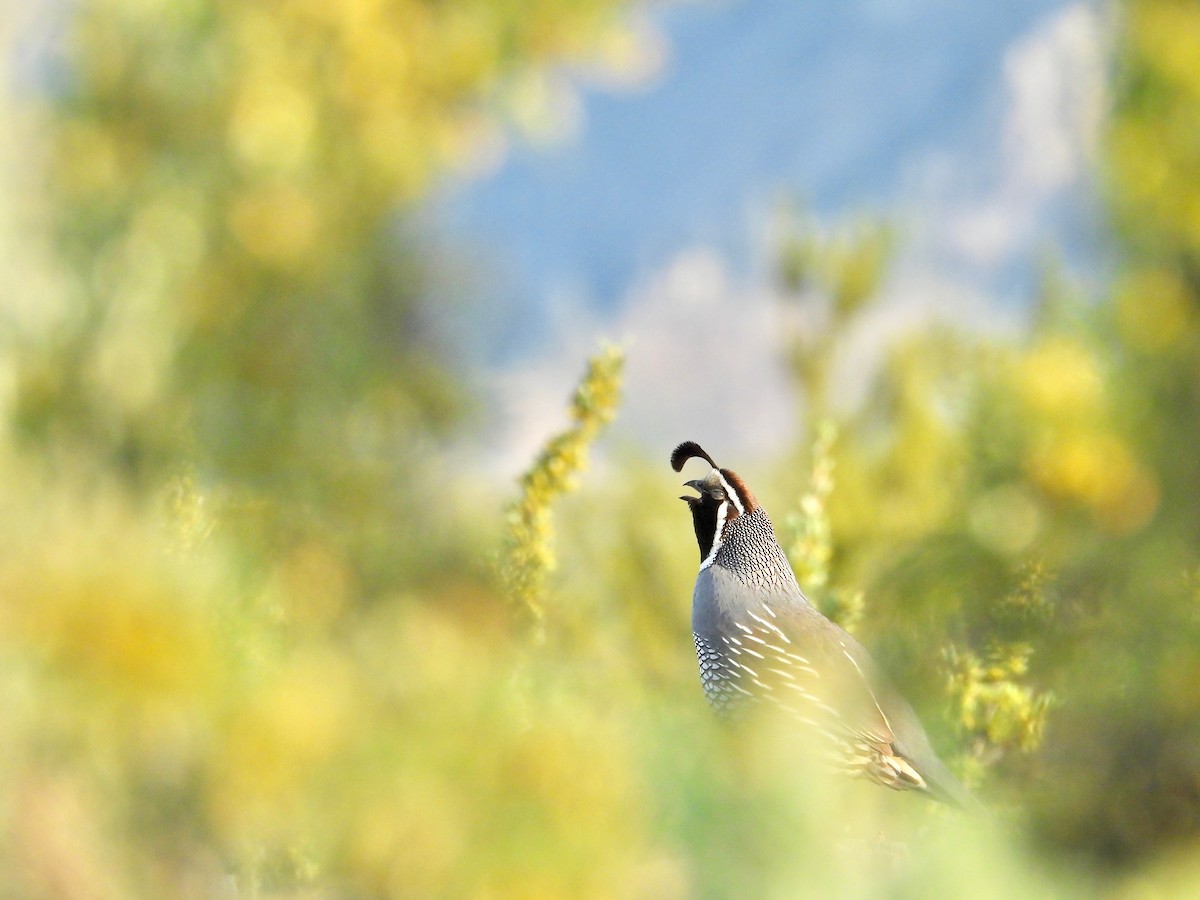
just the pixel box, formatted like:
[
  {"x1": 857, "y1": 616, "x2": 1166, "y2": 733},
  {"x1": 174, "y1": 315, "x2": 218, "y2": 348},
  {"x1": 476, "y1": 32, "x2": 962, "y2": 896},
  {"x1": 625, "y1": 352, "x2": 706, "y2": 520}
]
[
  {"x1": 1110, "y1": 118, "x2": 1170, "y2": 208},
  {"x1": 347, "y1": 780, "x2": 467, "y2": 897},
  {"x1": 228, "y1": 183, "x2": 320, "y2": 265},
  {"x1": 1028, "y1": 429, "x2": 1159, "y2": 533},
  {"x1": 1019, "y1": 337, "x2": 1103, "y2": 420},
  {"x1": 55, "y1": 120, "x2": 122, "y2": 199},
  {"x1": 1116, "y1": 267, "x2": 1194, "y2": 353},
  {"x1": 210, "y1": 652, "x2": 357, "y2": 836},
  {"x1": 1132, "y1": 2, "x2": 1200, "y2": 101},
  {"x1": 230, "y1": 75, "x2": 317, "y2": 175},
  {"x1": 267, "y1": 541, "x2": 352, "y2": 631},
  {"x1": 969, "y1": 483, "x2": 1042, "y2": 556}
]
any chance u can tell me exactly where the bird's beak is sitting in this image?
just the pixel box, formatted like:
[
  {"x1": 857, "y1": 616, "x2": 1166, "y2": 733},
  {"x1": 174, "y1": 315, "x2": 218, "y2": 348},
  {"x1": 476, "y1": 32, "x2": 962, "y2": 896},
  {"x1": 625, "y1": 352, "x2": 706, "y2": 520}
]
[{"x1": 681, "y1": 479, "x2": 706, "y2": 501}]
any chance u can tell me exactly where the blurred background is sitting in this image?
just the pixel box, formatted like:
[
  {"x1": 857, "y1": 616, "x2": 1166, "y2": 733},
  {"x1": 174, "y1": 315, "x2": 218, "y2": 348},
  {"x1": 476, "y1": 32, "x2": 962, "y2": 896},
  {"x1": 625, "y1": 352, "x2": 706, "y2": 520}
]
[{"x1": 3, "y1": 0, "x2": 1200, "y2": 895}]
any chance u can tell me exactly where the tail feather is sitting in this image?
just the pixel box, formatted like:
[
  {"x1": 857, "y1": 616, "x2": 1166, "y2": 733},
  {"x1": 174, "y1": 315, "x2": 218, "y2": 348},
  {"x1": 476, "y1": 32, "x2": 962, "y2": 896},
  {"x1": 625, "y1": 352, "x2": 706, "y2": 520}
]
[{"x1": 914, "y1": 755, "x2": 987, "y2": 815}]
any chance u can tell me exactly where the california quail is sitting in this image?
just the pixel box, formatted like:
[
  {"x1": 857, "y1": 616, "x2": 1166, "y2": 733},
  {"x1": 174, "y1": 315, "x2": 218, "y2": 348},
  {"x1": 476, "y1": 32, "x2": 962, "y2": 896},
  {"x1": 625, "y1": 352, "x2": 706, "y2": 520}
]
[{"x1": 673, "y1": 440, "x2": 979, "y2": 810}]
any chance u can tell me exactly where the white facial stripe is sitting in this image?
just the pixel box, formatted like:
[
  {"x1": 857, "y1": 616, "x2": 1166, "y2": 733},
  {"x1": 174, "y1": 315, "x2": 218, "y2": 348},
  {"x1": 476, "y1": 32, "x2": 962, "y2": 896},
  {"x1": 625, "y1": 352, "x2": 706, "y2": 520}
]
[
  {"x1": 698, "y1": 498, "x2": 729, "y2": 570},
  {"x1": 714, "y1": 471, "x2": 744, "y2": 515}
]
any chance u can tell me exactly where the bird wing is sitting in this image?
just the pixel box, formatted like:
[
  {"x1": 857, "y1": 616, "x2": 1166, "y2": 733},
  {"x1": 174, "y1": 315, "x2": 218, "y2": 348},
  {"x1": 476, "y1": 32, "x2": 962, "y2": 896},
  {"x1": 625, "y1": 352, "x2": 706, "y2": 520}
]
[
  {"x1": 720, "y1": 596, "x2": 932, "y2": 793},
  {"x1": 691, "y1": 565, "x2": 977, "y2": 803}
]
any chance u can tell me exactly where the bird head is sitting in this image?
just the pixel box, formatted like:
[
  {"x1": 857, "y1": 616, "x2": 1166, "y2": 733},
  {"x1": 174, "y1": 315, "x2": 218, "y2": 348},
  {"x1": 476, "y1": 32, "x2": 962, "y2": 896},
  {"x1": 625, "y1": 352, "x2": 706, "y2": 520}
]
[{"x1": 671, "y1": 441, "x2": 759, "y2": 563}]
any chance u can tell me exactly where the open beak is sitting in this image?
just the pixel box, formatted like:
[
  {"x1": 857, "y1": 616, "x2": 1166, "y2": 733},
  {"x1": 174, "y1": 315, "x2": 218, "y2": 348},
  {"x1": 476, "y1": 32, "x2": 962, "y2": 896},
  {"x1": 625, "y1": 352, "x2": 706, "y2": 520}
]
[{"x1": 679, "y1": 479, "x2": 706, "y2": 502}]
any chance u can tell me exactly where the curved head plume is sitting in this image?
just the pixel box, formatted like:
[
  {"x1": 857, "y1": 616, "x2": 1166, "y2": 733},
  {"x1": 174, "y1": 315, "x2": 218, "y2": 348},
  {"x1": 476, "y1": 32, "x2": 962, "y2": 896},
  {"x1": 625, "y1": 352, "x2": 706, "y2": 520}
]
[{"x1": 671, "y1": 441, "x2": 719, "y2": 472}]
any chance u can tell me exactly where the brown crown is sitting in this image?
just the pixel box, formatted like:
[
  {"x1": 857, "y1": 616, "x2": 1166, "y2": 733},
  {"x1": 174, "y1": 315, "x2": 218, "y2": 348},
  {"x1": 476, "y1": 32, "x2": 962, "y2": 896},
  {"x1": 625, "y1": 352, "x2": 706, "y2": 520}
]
[{"x1": 719, "y1": 468, "x2": 759, "y2": 514}]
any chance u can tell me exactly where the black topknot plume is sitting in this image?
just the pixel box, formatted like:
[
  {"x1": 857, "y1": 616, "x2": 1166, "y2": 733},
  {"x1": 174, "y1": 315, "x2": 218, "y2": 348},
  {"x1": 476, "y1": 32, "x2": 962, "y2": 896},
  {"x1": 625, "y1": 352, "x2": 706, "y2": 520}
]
[{"x1": 671, "y1": 441, "x2": 719, "y2": 472}]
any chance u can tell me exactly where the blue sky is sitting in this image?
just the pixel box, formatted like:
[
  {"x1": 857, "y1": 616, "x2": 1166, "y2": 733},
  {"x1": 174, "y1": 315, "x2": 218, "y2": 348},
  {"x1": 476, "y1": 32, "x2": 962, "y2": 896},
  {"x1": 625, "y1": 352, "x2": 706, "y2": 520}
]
[
  {"x1": 434, "y1": 1, "x2": 1101, "y2": 363},
  {"x1": 429, "y1": 0, "x2": 1107, "y2": 467},
  {"x1": 6, "y1": 0, "x2": 1105, "y2": 469}
]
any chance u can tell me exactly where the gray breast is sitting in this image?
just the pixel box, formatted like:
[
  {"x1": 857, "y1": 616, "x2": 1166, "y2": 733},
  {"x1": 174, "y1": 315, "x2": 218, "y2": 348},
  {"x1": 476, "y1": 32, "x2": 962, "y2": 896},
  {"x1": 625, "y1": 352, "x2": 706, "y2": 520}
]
[{"x1": 691, "y1": 540, "x2": 815, "y2": 721}]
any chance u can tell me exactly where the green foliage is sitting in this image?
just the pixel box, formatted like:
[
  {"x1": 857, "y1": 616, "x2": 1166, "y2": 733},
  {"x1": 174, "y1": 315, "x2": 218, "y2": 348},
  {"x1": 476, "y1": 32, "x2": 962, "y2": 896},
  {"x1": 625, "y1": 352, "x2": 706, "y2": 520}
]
[
  {"x1": 2, "y1": 1, "x2": 652, "y2": 895},
  {"x1": 784, "y1": 419, "x2": 838, "y2": 591},
  {"x1": 783, "y1": 419, "x2": 866, "y2": 635},
  {"x1": 501, "y1": 344, "x2": 624, "y2": 634},
  {"x1": 5, "y1": 0, "x2": 1200, "y2": 894},
  {"x1": 775, "y1": 207, "x2": 894, "y2": 425},
  {"x1": 944, "y1": 640, "x2": 1054, "y2": 780},
  {"x1": 949, "y1": 562, "x2": 1057, "y2": 779}
]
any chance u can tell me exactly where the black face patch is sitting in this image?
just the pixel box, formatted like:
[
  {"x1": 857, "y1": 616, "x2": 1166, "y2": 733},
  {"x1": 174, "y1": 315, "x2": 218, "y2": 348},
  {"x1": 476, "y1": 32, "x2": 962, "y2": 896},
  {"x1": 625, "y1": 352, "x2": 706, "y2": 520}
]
[
  {"x1": 673, "y1": 444, "x2": 758, "y2": 565},
  {"x1": 684, "y1": 493, "x2": 722, "y2": 562}
]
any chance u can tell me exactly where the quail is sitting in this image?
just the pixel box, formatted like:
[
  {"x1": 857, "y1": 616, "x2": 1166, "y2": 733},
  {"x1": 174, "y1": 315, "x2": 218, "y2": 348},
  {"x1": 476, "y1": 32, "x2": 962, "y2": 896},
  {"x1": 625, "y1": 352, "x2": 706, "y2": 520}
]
[{"x1": 673, "y1": 440, "x2": 979, "y2": 810}]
